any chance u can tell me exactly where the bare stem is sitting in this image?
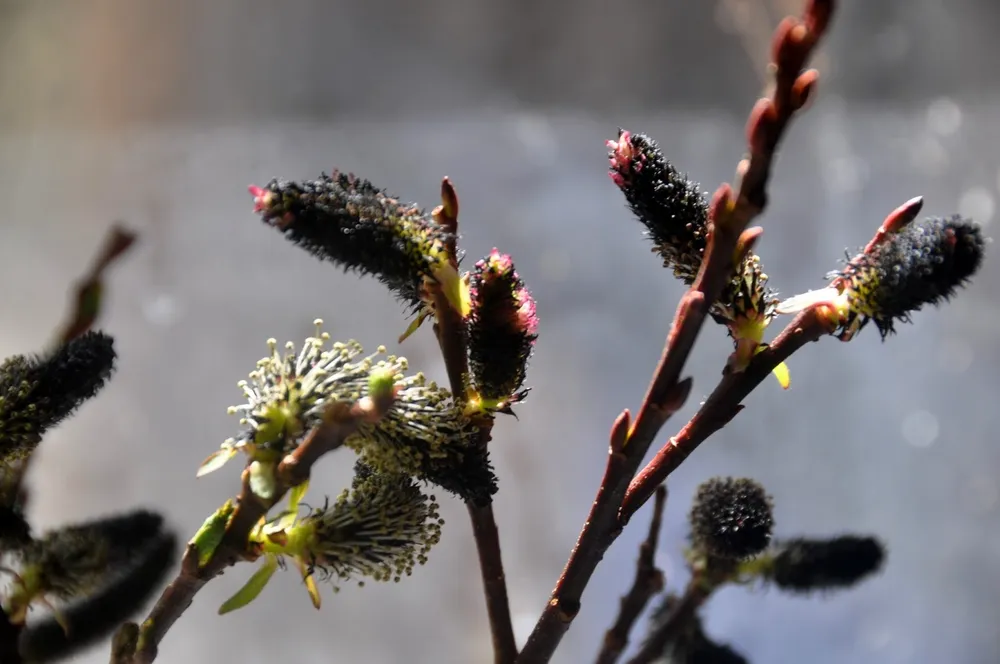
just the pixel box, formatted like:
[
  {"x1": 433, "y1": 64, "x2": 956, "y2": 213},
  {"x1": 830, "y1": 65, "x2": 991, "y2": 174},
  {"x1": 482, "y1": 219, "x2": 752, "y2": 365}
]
[
  {"x1": 431, "y1": 178, "x2": 518, "y2": 664},
  {"x1": 55, "y1": 223, "x2": 137, "y2": 346},
  {"x1": 516, "y1": 3, "x2": 834, "y2": 661},
  {"x1": 623, "y1": 580, "x2": 711, "y2": 664},
  {"x1": 594, "y1": 486, "x2": 668, "y2": 664},
  {"x1": 622, "y1": 307, "x2": 833, "y2": 518},
  {"x1": 109, "y1": 397, "x2": 392, "y2": 664}
]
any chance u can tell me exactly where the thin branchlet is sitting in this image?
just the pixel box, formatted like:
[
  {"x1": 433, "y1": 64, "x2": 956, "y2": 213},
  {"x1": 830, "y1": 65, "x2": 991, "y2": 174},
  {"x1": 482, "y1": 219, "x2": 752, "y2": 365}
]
[{"x1": 347, "y1": 369, "x2": 498, "y2": 505}]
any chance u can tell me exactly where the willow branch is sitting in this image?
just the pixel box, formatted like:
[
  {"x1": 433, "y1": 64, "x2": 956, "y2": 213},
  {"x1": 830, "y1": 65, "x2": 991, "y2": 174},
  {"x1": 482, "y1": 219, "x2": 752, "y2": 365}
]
[
  {"x1": 621, "y1": 307, "x2": 833, "y2": 519},
  {"x1": 623, "y1": 580, "x2": 711, "y2": 664},
  {"x1": 595, "y1": 486, "x2": 668, "y2": 664},
  {"x1": 109, "y1": 395, "x2": 393, "y2": 664},
  {"x1": 516, "y1": 3, "x2": 834, "y2": 661},
  {"x1": 55, "y1": 223, "x2": 137, "y2": 346},
  {"x1": 431, "y1": 178, "x2": 518, "y2": 664}
]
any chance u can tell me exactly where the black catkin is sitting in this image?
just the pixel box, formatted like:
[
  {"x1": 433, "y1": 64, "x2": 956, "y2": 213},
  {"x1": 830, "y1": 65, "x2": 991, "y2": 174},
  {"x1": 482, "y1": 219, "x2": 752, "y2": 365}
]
[
  {"x1": 835, "y1": 215, "x2": 985, "y2": 338},
  {"x1": 689, "y1": 477, "x2": 774, "y2": 560},
  {"x1": 250, "y1": 172, "x2": 450, "y2": 310},
  {"x1": 769, "y1": 536, "x2": 886, "y2": 592},
  {"x1": 0, "y1": 331, "x2": 116, "y2": 456}
]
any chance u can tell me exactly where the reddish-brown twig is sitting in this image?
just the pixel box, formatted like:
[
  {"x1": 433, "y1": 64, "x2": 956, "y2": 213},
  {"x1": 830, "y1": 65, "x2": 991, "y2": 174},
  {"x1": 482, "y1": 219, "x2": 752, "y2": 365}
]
[
  {"x1": 595, "y1": 486, "x2": 668, "y2": 664},
  {"x1": 622, "y1": 307, "x2": 834, "y2": 519},
  {"x1": 516, "y1": 3, "x2": 834, "y2": 661},
  {"x1": 620, "y1": 190, "x2": 921, "y2": 516},
  {"x1": 430, "y1": 178, "x2": 519, "y2": 664},
  {"x1": 109, "y1": 396, "x2": 394, "y2": 664},
  {"x1": 623, "y1": 579, "x2": 712, "y2": 664},
  {"x1": 55, "y1": 223, "x2": 137, "y2": 346}
]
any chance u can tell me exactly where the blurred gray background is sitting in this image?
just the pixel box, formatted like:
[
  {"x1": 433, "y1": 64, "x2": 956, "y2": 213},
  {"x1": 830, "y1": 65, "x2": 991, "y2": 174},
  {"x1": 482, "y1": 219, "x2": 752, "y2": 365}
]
[{"x1": 1, "y1": 0, "x2": 999, "y2": 662}]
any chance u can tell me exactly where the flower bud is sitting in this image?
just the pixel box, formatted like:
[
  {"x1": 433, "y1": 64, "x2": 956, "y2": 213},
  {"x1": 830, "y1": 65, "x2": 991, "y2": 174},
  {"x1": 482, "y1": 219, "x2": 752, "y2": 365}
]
[
  {"x1": 689, "y1": 477, "x2": 774, "y2": 560},
  {"x1": 467, "y1": 250, "x2": 538, "y2": 413}
]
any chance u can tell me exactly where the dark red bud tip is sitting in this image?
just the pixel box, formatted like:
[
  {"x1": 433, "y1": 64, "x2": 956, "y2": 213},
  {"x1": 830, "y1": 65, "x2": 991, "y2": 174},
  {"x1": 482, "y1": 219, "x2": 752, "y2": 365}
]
[
  {"x1": 708, "y1": 184, "x2": 734, "y2": 230},
  {"x1": 737, "y1": 226, "x2": 764, "y2": 259},
  {"x1": 805, "y1": 0, "x2": 835, "y2": 39},
  {"x1": 440, "y1": 177, "x2": 459, "y2": 221},
  {"x1": 248, "y1": 185, "x2": 270, "y2": 212},
  {"x1": 772, "y1": 17, "x2": 806, "y2": 72},
  {"x1": 747, "y1": 99, "x2": 778, "y2": 154},
  {"x1": 884, "y1": 196, "x2": 924, "y2": 234},
  {"x1": 612, "y1": 409, "x2": 631, "y2": 452},
  {"x1": 792, "y1": 70, "x2": 820, "y2": 110},
  {"x1": 863, "y1": 196, "x2": 925, "y2": 255}
]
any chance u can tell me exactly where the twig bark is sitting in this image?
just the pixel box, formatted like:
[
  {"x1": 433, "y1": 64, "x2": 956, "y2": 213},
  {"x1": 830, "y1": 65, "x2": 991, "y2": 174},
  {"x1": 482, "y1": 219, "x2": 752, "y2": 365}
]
[
  {"x1": 516, "y1": 3, "x2": 834, "y2": 661},
  {"x1": 595, "y1": 486, "x2": 668, "y2": 664},
  {"x1": 622, "y1": 307, "x2": 833, "y2": 519},
  {"x1": 109, "y1": 396, "x2": 394, "y2": 664},
  {"x1": 55, "y1": 223, "x2": 137, "y2": 346},
  {"x1": 431, "y1": 178, "x2": 518, "y2": 664},
  {"x1": 623, "y1": 579, "x2": 711, "y2": 664}
]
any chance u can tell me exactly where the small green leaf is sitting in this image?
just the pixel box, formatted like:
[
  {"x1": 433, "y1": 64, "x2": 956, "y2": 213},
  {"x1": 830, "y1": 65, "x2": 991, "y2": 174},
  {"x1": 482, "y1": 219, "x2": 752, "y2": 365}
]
[
  {"x1": 218, "y1": 555, "x2": 279, "y2": 615},
  {"x1": 397, "y1": 309, "x2": 431, "y2": 344},
  {"x1": 771, "y1": 361, "x2": 791, "y2": 390},
  {"x1": 196, "y1": 447, "x2": 238, "y2": 478},
  {"x1": 288, "y1": 479, "x2": 310, "y2": 513},
  {"x1": 190, "y1": 501, "x2": 235, "y2": 567},
  {"x1": 293, "y1": 555, "x2": 322, "y2": 610}
]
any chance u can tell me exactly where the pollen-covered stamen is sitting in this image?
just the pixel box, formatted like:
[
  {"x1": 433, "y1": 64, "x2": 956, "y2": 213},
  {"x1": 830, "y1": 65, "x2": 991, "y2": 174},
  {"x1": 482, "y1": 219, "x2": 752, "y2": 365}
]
[
  {"x1": 249, "y1": 171, "x2": 453, "y2": 311},
  {"x1": 467, "y1": 250, "x2": 539, "y2": 413},
  {"x1": 345, "y1": 369, "x2": 498, "y2": 505},
  {"x1": 6, "y1": 510, "x2": 166, "y2": 621},
  {"x1": 298, "y1": 463, "x2": 443, "y2": 589},
  {"x1": 226, "y1": 320, "x2": 371, "y2": 459}
]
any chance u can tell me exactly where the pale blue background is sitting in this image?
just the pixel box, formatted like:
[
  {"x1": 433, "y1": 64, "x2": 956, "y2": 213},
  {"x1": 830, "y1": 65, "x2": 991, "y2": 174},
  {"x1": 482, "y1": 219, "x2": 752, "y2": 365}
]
[{"x1": 1, "y1": 1, "x2": 998, "y2": 662}]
